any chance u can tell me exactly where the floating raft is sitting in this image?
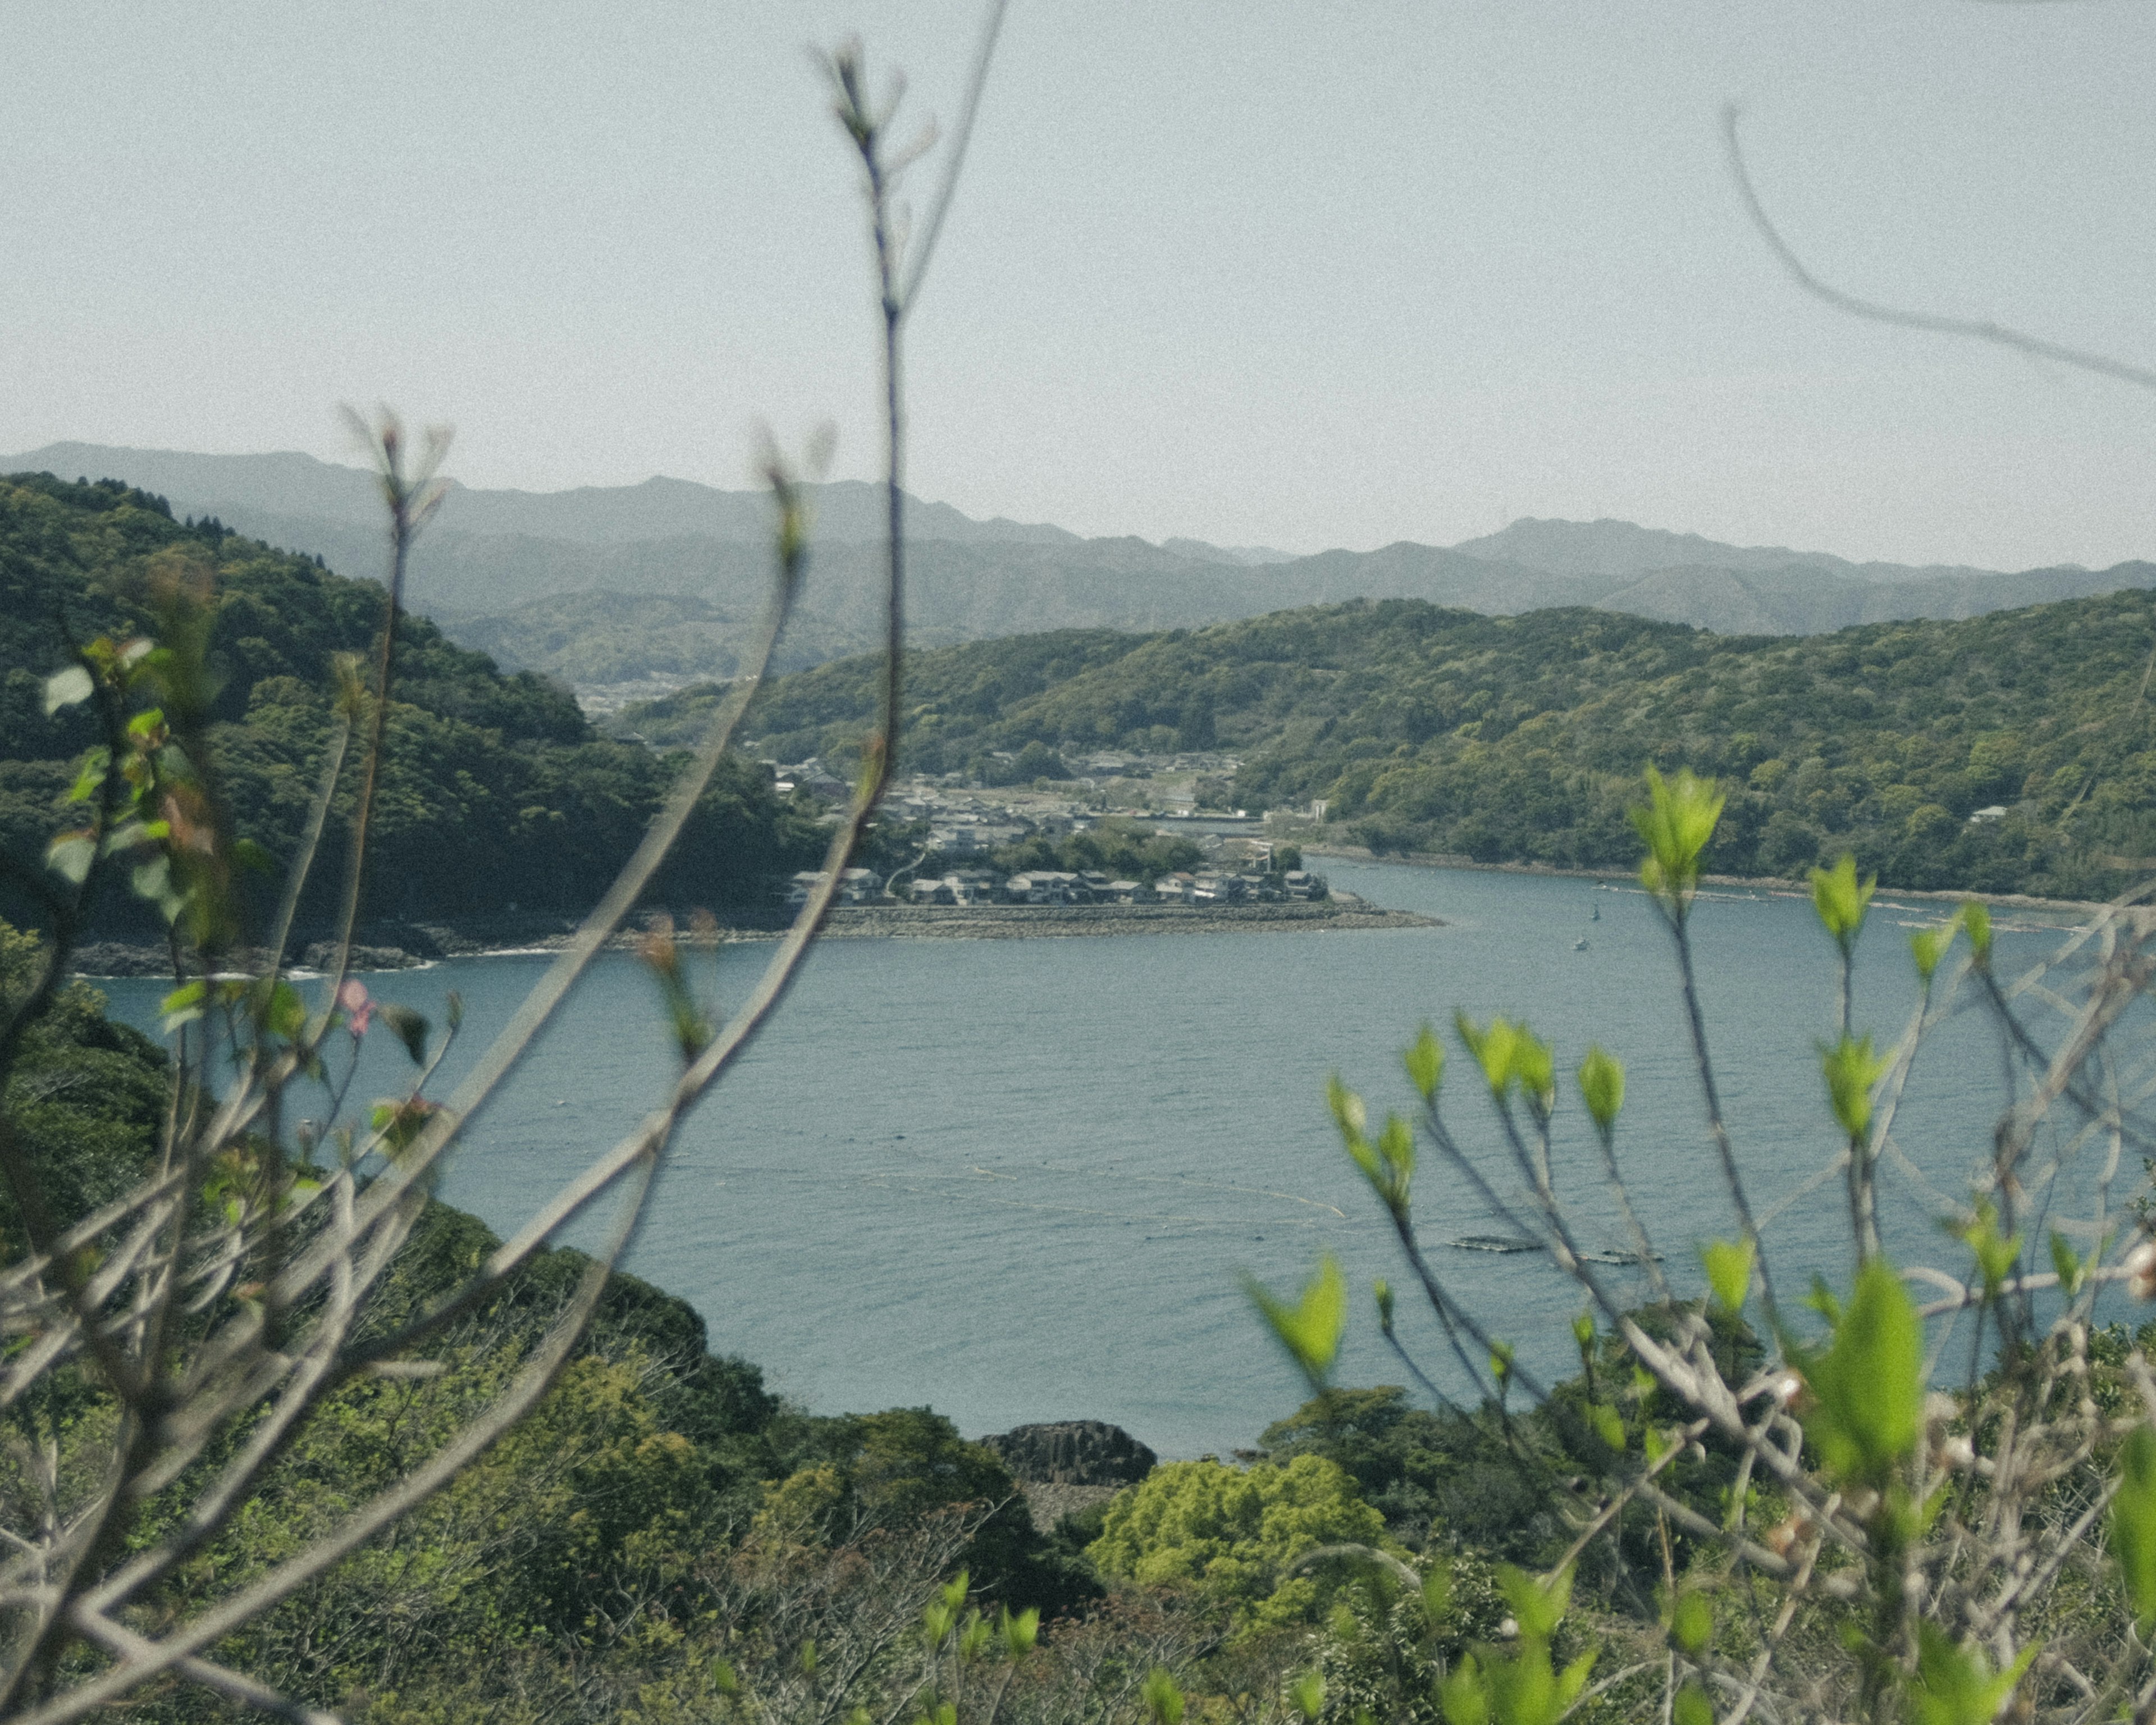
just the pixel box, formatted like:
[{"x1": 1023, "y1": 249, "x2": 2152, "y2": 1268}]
[{"x1": 1447, "y1": 1235, "x2": 1539, "y2": 1254}]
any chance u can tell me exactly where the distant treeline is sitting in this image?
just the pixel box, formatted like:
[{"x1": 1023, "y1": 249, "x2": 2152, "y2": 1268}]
[
  {"x1": 624, "y1": 592, "x2": 2156, "y2": 898},
  {"x1": 0, "y1": 472, "x2": 829, "y2": 938}
]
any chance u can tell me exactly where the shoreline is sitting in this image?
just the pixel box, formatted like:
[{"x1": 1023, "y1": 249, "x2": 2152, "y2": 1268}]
[
  {"x1": 66, "y1": 897, "x2": 1440, "y2": 977},
  {"x1": 1301, "y1": 843, "x2": 2109, "y2": 918}
]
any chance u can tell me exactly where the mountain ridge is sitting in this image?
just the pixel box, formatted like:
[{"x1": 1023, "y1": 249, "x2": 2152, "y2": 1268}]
[{"x1": 8, "y1": 442, "x2": 2148, "y2": 688}]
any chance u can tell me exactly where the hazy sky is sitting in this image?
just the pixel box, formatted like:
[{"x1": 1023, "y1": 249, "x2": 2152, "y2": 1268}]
[{"x1": 3, "y1": 2, "x2": 2153, "y2": 568}]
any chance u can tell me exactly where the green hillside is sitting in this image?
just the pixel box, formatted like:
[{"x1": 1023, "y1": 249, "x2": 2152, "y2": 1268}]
[
  {"x1": 631, "y1": 592, "x2": 2156, "y2": 898},
  {"x1": 0, "y1": 472, "x2": 825, "y2": 939}
]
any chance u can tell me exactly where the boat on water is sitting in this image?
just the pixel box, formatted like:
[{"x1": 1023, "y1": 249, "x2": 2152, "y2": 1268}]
[{"x1": 1445, "y1": 1235, "x2": 1662, "y2": 1265}]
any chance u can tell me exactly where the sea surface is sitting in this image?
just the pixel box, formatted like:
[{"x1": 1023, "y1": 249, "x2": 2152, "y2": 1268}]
[{"x1": 95, "y1": 861, "x2": 2119, "y2": 1458}]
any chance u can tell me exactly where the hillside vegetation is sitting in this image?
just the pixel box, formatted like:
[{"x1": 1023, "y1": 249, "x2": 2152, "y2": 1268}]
[
  {"x1": 640, "y1": 591, "x2": 2156, "y2": 898},
  {"x1": 0, "y1": 472, "x2": 826, "y2": 938}
]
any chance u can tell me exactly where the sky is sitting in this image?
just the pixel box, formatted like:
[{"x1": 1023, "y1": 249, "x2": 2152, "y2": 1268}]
[{"x1": 2, "y1": 2, "x2": 2153, "y2": 569}]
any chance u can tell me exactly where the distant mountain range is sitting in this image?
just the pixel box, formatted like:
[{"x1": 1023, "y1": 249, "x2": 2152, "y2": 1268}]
[{"x1": 10, "y1": 441, "x2": 2152, "y2": 687}]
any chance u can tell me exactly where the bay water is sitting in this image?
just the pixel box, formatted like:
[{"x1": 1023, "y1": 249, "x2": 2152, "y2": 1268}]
[{"x1": 95, "y1": 861, "x2": 2108, "y2": 1458}]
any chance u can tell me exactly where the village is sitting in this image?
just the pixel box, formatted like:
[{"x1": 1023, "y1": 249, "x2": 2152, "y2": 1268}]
[
  {"x1": 782, "y1": 860, "x2": 1331, "y2": 910},
  {"x1": 765, "y1": 751, "x2": 1331, "y2": 911}
]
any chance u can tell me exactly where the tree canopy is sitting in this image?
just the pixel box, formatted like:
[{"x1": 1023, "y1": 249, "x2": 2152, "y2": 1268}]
[
  {"x1": 0, "y1": 472, "x2": 829, "y2": 937},
  {"x1": 627, "y1": 590, "x2": 2156, "y2": 897}
]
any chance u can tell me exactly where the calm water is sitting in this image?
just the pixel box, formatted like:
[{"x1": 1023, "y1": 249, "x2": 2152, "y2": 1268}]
[{"x1": 96, "y1": 862, "x2": 2108, "y2": 1458}]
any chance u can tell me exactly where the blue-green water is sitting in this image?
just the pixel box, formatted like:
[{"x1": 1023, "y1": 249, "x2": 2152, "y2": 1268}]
[{"x1": 94, "y1": 862, "x2": 2103, "y2": 1458}]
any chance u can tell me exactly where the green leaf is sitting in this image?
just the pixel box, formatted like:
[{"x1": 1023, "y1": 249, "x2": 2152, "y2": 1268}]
[
  {"x1": 710, "y1": 1657, "x2": 738, "y2": 1696},
  {"x1": 45, "y1": 833, "x2": 94, "y2": 885},
  {"x1": 1820, "y1": 1033, "x2": 1890, "y2": 1140},
  {"x1": 1289, "y1": 1673, "x2": 1325, "y2": 1721},
  {"x1": 999, "y1": 1605, "x2": 1039, "y2": 1658},
  {"x1": 1248, "y1": 1255, "x2": 1346, "y2": 1386},
  {"x1": 1404, "y1": 1022, "x2": 1445, "y2": 1101},
  {"x1": 1329, "y1": 1074, "x2": 1371, "y2": 1144},
  {"x1": 379, "y1": 1003, "x2": 431, "y2": 1065},
  {"x1": 231, "y1": 837, "x2": 276, "y2": 875},
  {"x1": 1456, "y1": 1011, "x2": 1520, "y2": 1097},
  {"x1": 2049, "y1": 1231, "x2": 2084, "y2": 1297},
  {"x1": 1672, "y1": 1683, "x2": 1714, "y2": 1725},
  {"x1": 1961, "y1": 899, "x2": 1993, "y2": 964},
  {"x1": 1456, "y1": 1012, "x2": 1553, "y2": 1108},
  {"x1": 1906, "y1": 1622, "x2": 2036, "y2": 1725},
  {"x1": 1421, "y1": 1558, "x2": 1452, "y2": 1624},
  {"x1": 2114, "y1": 1425, "x2": 2156, "y2": 1630},
  {"x1": 1669, "y1": 1589, "x2": 1713, "y2": 1656},
  {"x1": 1142, "y1": 1667, "x2": 1185, "y2": 1725},
  {"x1": 264, "y1": 981, "x2": 307, "y2": 1042},
  {"x1": 1589, "y1": 1403, "x2": 1625, "y2": 1450},
  {"x1": 66, "y1": 749, "x2": 109, "y2": 804},
  {"x1": 1802, "y1": 1257, "x2": 1923, "y2": 1486},
  {"x1": 1571, "y1": 1312, "x2": 1595, "y2": 1355},
  {"x1": 1577, "y1": 1044, "x2": 1625, "y2": 1131},
  {"x1": 130, "y1": 855, "x2": 183, "y2": 923},
  {"x1": 1809, "y1": 852, "x2": 1876, "y2": 950},
  {"x1": 1511, "y1": 1027, "x2": 1555, "y2": 1113},
  {"x1": 1953, "y1": 1202, "x2": 2020, "y2": 1299},
  {"x1": 1630, "y1": 765, "x2": 1724, "y2": 912},
  {"x1": 43, "y1": 664, "x2": 93, "y2": 715},
  {"x1": 1374, "y1": 1277, "x2": 1396, "y2": 1335},
  {"x1": 1374, "y1": 1113, "x2": 1415, "y2": 1212},
  {"x1": 1700, "y1": 1237, "x2": 1755, "y2": 1314},
  {"x1": 1438, "y1": 1655, "x2": 1490, "y2": 1725},
  {"x1": 159, "y1": 979, "x2": 206, "y2": 1034},
  {"x1": 1497, "y1": 1562, "x2": 1571, "y2": 1642},
  {"x1": 1910, "y1": 918, "x2": 1959, "y2": 984}
]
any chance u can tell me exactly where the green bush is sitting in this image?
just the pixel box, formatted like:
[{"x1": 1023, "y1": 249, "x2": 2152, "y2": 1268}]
[{"x1": 1086, "y1": 1455, "x2": 1391, "y2": 1631}]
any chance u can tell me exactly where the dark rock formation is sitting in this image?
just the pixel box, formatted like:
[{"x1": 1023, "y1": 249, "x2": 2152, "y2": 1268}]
[{"x1": 981, "y1": 1421, "x2": 1156, "y2": 1486}]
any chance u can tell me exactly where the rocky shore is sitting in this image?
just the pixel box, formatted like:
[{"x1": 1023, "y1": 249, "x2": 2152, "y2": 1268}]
[{"x1": 65, "y1": 895, "x2": 1438, "y2": 977}]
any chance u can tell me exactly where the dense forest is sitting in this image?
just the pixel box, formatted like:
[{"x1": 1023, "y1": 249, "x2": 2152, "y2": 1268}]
[
  {"x1": 0, "y1": 472, "x2": 828, "y2": 940},
  {"x1": 629, "y1": 591, "x2": 2156, "y2": 898}
]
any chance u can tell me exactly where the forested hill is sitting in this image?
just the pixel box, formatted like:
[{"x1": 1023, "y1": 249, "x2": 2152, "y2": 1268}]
[
  {"x1": 644, "y1": 591, "x2": 2156, "y2": 900},
  {"x1": 0, "y1": 472, "x2": 824, "y2": 937}
]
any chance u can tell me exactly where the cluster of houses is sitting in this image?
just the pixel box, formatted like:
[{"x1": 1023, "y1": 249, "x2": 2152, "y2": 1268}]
[{"x1": 782, "y1": 866, "x2": 1328, "y2": 909}]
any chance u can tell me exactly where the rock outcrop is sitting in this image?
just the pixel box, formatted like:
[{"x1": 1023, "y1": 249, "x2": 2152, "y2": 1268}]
[{"x1": 981, "y1": 1421, "x2": 1156, "y2": 1486}]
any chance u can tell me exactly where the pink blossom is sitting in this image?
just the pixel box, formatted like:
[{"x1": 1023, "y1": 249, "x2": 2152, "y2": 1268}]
[{"x1": 338, "y1": 979, "x2": 373, "y2": 1038}]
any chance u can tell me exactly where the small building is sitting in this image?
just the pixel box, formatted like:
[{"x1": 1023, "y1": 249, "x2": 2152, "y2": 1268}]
[
  {"x1": 1282, "y1": 870, "x2": 1328, "y2": 901},
  {"x1": 784, "y1": 867, "x2": 882, "y2": 908},
  {"x1": 1003, "y1": 870, "x2": 1089, "y2": 905}
]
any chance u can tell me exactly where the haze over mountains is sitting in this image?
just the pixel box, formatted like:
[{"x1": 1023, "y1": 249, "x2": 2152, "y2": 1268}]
[{"x1": 12, "y1": 442, "x2": 2152, "y2": 690}]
